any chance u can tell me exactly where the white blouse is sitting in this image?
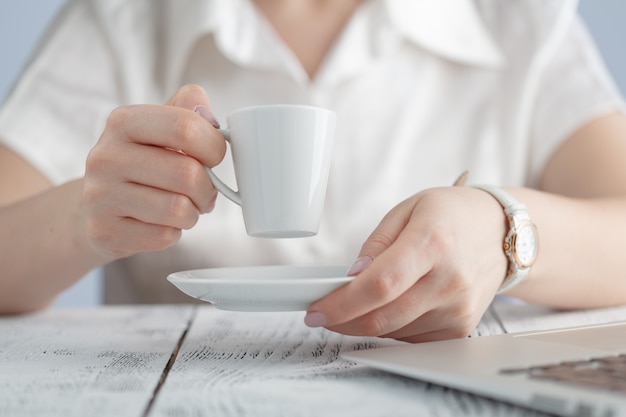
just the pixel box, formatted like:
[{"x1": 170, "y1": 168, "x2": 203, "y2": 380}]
[{"x1": 0, "y1": 0, "x2": 623, "y2": 303}]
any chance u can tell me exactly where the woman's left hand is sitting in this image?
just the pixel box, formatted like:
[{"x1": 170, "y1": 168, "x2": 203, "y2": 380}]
[{"x1": 305, "y1": 186, "x2": 510, "y2": 343}]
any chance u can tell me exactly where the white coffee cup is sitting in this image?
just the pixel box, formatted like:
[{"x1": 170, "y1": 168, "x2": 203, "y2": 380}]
[{"x1": 206, "y1": 104, "x2": 336, "y2": 238}]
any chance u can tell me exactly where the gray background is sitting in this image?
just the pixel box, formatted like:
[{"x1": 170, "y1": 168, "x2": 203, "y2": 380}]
[{"x1": 1, "y1": 1, "x2": 625, "y2": 307}]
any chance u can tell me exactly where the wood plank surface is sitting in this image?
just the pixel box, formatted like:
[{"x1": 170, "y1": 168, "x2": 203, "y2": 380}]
[
  {"x1": 0, "y1": 305, "x2": 193, "y2": 417},
  {"x1": 149, "y1": 305, "x2": 550, "y2": 417},
  {"x1": 3, "y1": 300, "x2": 624, "y2": 417}
]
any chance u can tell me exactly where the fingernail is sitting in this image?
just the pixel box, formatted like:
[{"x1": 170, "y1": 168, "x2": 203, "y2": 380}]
[
  {"x1": 347, "y1": 255, "x2": 373, "y2": 276},
  {"x1": 194, "y1": 105, "x2": 220, "y2": 128},
  {"x1": 304, "y1": 311, "x2": 328, "y2": 328}
]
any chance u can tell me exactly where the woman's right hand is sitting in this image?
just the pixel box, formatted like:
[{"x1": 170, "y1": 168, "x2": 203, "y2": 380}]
[{"x1": 82, "y1": 84, "x2": 226, "y2": 261}]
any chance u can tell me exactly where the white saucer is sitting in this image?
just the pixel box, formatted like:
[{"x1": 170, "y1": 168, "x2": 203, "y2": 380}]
[{"x1": 167, "y1": 265, "x2": 352, "y2": 312}]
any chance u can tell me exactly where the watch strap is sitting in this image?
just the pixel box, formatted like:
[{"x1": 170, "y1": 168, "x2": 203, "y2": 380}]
[{"x1": 473, "y1": 185, "x2": 535, "y2": 294}]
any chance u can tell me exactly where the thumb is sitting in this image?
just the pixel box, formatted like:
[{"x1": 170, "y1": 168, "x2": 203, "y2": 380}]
[
  {"x1": 167, "y1": 84, "x2": 220, "y2": 128},
  {"x1": 347, "y1": 202, "x2": 414, "y2": 276}
]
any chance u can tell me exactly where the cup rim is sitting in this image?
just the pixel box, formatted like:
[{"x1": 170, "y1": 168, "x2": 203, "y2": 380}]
[{"x1": 228, "y1": 104, "x2": 335, "y2": 117}]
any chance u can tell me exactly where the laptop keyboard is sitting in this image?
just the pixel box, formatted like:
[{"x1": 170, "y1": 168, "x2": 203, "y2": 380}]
[{"x1": 500, "y1": 354, "x2": 626, "y2": 394}]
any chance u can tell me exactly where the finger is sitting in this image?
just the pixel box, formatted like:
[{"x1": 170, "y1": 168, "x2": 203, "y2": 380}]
[
  {"x1": 377, "y1": 293, "x2": 477, "y2": 341},
  {"x1": 375, "y1": 271, "x2": 488, "y2": 342},
  {"x1": 333, "y1": 277, "x2": 493, "y2": 343},
  {"x1": 350, "y1": 200, "x2": 414, "y2": 273},
  {"x1": 378, "y1": 297, "x2": 483, "y2": 343},
  {"x1": 103, "y1": 141, "x2": 217, "y2": 213},
  {"x1": 166, "y1": 84, "x2": 210, "y2": 109},
  {"x1": 381, "y1": 316, "x2": 477, "y2": 343},
  {"x1": 86, "y1": 214, "x2": 182, "y2": 258},
  {"x1": 84, "y1": 178, "x2": 200, "y2": 231},
  {"x1": 306, "y1": 212, "x2": 435, "y2": 329},
  {"x1": 107, "y1": 182, "x2": 201, "y2": 230},
  {"x1": 104, "y1": 103, "x2": 226, "y2": 168},
  {"x1": 167, "y1": 84, "x2": 220, "y2": 127},
  {"x1": 325, "y1": 257, "x2": 488, "y2": 340},
  {"x1": 391, "y1": 328, "x2": 471, "y2": 344},
  {"x1": 323, "y1": 272, "x2": 437, "y2": 337},
  {"x1": 87, "y1": 139, "x2": 217, "y2": 213},
  {"x1": 108, "y1": 218, "x2": 182, "y2": 255}
]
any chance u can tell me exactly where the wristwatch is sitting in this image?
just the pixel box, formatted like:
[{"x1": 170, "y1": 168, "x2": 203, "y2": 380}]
[{"x1": 474, "y1": 185, "x2": 539, "y2": 293}]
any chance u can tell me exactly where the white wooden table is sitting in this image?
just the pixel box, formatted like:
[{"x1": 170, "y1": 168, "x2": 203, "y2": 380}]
[{"x1": 2, "y1": 299, "x2": 626, "y2": 417}]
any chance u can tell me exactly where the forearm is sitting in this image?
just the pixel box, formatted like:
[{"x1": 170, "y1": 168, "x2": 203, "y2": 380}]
[
  {"x1": 507, "y1": 188, "x2": 626, "y2": 308},
  {"x1": 0, "y1": 179, "x2": 106, "y2": 314}
]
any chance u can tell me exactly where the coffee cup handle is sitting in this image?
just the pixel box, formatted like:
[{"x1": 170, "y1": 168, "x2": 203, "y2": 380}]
[{"x1": 205, "y1": 128, "x2": 242, "y2": 206}]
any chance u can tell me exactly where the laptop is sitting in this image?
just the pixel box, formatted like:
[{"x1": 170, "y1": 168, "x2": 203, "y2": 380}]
[{"x1": 343, "y1": 320, "x2": 626, "y2": 417}]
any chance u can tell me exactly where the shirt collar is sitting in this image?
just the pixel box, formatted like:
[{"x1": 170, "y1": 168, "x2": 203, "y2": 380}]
[
  {"x1": 162, "y1": 0, "x2": 505, "y2": 90},
  {"x1": 383, "y1": 0, "x2": 505, "y2": 68},
  {"x1": 163, "y1": 0, "x2": 301, "y2": 89}
]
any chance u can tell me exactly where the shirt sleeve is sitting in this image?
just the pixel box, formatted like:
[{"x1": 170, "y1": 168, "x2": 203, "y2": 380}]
[
  {"x1": 0, "y1": 1, "x2": 121, "y2": 185},
  {"x1": 529, "y1": 14, "x2": 626, "y2": 185}
]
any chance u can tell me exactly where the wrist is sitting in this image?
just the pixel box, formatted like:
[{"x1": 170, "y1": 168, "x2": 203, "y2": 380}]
[{"x1": 472, "y1": 185, "x2": 539, "y2": 293}]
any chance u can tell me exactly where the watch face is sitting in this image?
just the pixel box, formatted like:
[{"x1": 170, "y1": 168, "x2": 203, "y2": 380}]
[{"x1": 513, "y1": 222, "x2": 538, "y2": 268}]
